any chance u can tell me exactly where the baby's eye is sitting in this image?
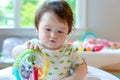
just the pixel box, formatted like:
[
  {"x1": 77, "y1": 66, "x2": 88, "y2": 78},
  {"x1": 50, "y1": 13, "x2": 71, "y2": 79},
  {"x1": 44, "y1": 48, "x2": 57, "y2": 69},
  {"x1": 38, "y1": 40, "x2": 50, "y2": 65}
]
[
  {"x1": 46, "y1": 29, "x2": 51, "y2": 31},
  {"x1": 58, "y1": 31, "x2": 64, "y2": 33}
]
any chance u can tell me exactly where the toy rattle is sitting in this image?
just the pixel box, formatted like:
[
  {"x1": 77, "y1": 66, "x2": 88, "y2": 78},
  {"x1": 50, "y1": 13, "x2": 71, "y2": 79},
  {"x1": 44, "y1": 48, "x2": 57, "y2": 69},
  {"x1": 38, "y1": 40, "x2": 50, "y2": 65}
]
[{"x1": 13, "y1": 49, "x2": 50, "y2": 80}]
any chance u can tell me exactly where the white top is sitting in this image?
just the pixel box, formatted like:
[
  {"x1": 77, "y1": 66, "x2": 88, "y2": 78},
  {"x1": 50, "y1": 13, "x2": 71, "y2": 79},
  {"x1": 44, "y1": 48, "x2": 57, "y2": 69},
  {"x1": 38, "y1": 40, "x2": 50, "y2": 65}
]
[{"x1": 38, "y1": 41, "x2": 83, "y2": 80}]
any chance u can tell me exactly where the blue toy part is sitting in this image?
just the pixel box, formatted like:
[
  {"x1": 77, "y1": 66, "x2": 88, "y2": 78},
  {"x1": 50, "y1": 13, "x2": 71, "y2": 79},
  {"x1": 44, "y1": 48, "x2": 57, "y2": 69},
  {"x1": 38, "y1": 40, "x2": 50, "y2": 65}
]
[
  {"x1": 13, "y1": 69, "x2": 21, "y2": 80},
  {"x1": 81, "y1": 32, "x2": 97, "y2": 41}
]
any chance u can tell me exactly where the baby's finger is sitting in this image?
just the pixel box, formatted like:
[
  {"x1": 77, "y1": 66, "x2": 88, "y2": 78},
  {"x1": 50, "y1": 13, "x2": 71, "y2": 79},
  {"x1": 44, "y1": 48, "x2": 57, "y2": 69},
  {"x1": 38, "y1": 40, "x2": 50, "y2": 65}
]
[
  {"x1": 24, "y1": 40, "x2": 30, "y2": 49},
  {"x1": 25, "y1": 40, "x2": 34, "y2": 49},
  {"x1": 34, "y1": 44, "x2": 40, "y2": 50},
  {"x1": 30, "y1": 39, "x2": 40, "y2": 49},
  {"x1": 25, "y1": 39, "x2": 41, "y2": 50},
  {"x1": 29, "y1": 43, "x2": 34, "y2": 49}
]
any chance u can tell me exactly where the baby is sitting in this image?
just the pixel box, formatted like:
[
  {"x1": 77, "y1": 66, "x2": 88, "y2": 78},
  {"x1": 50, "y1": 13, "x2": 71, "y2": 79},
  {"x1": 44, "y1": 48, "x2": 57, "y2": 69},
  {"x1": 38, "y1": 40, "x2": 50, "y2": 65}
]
[{"x1": 12, "y1": 1, "x2": 87, "y2": 80}]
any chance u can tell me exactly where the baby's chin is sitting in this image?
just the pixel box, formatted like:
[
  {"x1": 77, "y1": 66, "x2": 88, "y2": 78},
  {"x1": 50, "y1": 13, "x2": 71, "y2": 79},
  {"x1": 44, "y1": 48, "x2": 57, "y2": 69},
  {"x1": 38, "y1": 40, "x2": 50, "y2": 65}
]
[{"x1": 44, "y1": 45, "x2": 62, "y2": 50}]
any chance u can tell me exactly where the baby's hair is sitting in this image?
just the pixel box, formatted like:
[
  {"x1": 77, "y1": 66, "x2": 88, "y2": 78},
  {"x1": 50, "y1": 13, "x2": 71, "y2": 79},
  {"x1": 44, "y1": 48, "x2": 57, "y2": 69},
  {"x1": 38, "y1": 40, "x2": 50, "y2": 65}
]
[{"x1": 34, "y1": 0, "x2": 74, "y2": 34}]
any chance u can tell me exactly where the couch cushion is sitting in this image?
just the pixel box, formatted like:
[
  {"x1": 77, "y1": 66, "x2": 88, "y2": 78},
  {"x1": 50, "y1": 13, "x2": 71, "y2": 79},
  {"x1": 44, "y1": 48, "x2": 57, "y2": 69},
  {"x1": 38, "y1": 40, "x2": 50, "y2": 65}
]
[{"x1": 0, "y1": 37, "x2": 29, "y2": 64}]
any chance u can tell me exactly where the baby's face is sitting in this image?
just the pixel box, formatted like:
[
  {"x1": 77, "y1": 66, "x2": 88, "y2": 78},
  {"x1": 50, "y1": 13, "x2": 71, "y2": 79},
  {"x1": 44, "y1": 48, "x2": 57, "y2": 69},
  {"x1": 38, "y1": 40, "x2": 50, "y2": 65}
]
[{"x1": 37, "y1": 12, "x2": 69, "y2": 50}]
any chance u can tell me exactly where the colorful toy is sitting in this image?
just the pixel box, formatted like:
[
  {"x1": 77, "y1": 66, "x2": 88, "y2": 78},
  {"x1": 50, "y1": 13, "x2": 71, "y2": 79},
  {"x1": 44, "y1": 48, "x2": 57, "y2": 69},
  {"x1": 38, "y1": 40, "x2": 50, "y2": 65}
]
[
  {"x1": 13, "y1": 49, "x2": 50, "y2": 80},
  {"x1": 72, "y1": 40, "x2": 84, "y2": 51},
  {"x1": 81, "y1": 32, "x2": 103, "y2": 52},
  {"x1": 68, "y1": 32, "x2": 120, "y2": 52}
]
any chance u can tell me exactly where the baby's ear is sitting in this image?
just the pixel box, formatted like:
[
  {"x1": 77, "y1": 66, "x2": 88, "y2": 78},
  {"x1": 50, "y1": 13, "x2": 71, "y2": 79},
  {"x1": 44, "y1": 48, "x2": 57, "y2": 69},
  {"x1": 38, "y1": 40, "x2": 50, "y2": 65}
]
[{"x1": 35, "y1": 29, "x2": 39, "y2": 35}]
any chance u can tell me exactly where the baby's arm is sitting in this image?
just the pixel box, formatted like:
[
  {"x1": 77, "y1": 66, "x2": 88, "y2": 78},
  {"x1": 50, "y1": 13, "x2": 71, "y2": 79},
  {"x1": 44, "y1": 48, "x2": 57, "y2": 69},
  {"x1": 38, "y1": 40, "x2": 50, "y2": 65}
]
[
  {"x1": 12, "y1": 45, "x2": 28, "y2": 59},
  {"x1": 62, "y1": 59, "x2": 87, "y2": 80},
  {"x1": 71, "y1": 60, "x2": 87, "y2": 80}
]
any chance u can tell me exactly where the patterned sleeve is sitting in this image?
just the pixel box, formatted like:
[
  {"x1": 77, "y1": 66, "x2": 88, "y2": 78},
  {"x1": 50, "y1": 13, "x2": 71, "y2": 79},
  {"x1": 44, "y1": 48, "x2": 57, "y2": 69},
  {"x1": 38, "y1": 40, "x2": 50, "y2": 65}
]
[{"x1": 70, "y1": 45, "x2": 84, "y2": 69}]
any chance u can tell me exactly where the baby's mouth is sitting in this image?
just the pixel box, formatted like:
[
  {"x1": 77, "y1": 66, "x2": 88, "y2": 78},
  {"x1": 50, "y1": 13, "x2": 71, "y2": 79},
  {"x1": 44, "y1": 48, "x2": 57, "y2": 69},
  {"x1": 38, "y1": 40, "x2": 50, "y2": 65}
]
[{"x1": 50, "y1": 40, "x2": 56, "y2": 43}]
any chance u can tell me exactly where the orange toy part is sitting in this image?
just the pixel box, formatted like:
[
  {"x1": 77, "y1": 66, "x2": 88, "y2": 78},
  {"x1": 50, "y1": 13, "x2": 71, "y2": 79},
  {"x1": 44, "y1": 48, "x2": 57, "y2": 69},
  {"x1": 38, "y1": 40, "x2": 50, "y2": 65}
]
[
  {"x1": 86, "y1": 47, "x2": 92, "y2": 52},
  {"x1": 38, "y1": 66, "x2": 43, "y2": 77}
]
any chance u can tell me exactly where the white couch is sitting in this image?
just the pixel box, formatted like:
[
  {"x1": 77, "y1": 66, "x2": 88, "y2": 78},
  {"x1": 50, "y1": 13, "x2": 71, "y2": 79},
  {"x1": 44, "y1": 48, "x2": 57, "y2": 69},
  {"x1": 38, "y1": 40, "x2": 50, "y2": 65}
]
[{"x1": 0, "y1": 37, "x2": 30, "y2": 69}]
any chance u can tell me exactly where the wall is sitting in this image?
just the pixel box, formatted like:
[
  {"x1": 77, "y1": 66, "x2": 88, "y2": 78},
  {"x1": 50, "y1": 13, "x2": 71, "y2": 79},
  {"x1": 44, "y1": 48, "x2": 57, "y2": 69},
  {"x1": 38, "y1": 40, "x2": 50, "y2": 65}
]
[{"x1": 87, "y1": 0, "x2": 120, "y2": 42}]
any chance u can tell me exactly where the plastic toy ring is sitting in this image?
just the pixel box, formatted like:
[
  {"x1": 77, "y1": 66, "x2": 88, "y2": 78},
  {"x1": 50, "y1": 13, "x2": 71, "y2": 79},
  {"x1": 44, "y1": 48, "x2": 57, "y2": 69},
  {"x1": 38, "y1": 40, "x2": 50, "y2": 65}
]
[
  {"x1": 81, "y1": 32, "x2": 97, "y2": 41},
  {"x1": 13, "y1": 49, "x2": 50, "y2": 80}
]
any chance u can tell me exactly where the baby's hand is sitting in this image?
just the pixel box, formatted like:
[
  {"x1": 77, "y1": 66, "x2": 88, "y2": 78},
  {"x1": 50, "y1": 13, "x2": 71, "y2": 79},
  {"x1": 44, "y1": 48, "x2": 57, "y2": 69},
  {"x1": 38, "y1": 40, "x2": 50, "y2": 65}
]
[{"x1": 25, "y1": 39, "x2": 41, "y2": 50}]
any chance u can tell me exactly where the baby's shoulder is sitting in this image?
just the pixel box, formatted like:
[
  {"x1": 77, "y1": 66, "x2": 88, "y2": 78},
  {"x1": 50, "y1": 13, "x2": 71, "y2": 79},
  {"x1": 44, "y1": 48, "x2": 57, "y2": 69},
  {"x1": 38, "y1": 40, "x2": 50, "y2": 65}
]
[{"x1": 63, "y1": 42, "x2": 74, "y2": 50}]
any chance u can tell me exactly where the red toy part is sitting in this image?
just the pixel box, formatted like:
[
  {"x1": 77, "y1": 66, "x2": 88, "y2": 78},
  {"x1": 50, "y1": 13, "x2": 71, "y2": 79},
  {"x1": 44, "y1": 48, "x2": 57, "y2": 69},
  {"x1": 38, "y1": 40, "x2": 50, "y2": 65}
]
[
  {"x1": 93, "y1": 45, "x2": 103, "y2": 52},
  {"x1": 34, "y1": 67, "x2": 38, "y2": 80}
]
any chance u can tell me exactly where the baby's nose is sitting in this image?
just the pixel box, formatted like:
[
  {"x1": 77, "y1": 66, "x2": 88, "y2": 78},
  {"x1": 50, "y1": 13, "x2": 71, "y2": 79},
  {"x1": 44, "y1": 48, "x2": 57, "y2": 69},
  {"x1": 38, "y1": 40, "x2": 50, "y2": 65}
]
[{"x1": 51, "y1": 32, "x2": 57, "y2": 38}]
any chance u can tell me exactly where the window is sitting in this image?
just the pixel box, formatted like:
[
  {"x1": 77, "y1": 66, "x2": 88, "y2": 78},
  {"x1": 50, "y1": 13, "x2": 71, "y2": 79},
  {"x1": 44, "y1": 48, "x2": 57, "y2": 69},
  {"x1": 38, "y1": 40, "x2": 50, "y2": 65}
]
[
  {"x1": 0, "y1": 0, "x2": 87, "y2": 30},
  {"x1": 20, "y1": 0, "x2": 42, "y2": 28},
  {"x1": 0, "y1": 0, "x2": 14, "y2": 28},
  {"x1": 65, "y1": 0, "x2": 76, "y2": 23}
]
